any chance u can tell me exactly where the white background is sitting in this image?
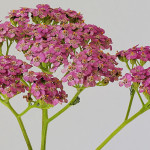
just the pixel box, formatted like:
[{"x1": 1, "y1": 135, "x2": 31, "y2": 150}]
[{"x1": 0, "y1": 0, "x2": 150, "y2": 150}]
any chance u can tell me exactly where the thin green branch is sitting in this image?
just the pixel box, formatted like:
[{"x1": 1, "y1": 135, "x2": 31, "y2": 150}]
[
  {"x1": 0, "y1": 97, "x2": 7, "y2": 107},
  {"x1": 5, "y1": 101, "x2": 18, "y2": 116},
  {"x1": 19, "y1": 101, "x2": 40, "y2": 117},
  {"x1": 18, "y1": 105, "x2": 33, "y2": 117},
  {"x1": 0, "y1": 43, "x2": 3, "y2": 56},
  {"x1": 21, "y1": 78, "x2": 29, "y2": 87},
  {"x1": 39, "y1": 64, "x2": 52, "y2": 74},
  {"x1": 6, "y1": 39, "x2": 12, "y2": 55},
  {"x1": 0, "y1": 100, "x2": 32, "y2": 150},
  {"x1": 136, "y1": 90, "x2": 145, "y2": 106},
  {"x1": 137, "y1": 60, "x2": 140, "y2": 66},
  {"x1": 47, "y1": 87, "x2": 85, "y2": 124},
  {"x1": 124, "y1": 89, "x2": 135, "y2": 120},
  {"x1": 96, "y1": 107, "x2": 146, "y2": 150},
  {"x1": 41, "y1": 109, "x2": 48, "y2": 150},
  {"x1": 16, "y1": 117, "x2": 33, "y2": 150},
  {"x1": 125, "y1": 61, "x2": 131, "y2": 70}
]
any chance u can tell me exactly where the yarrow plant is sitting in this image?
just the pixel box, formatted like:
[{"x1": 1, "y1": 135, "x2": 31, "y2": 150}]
[
  {"x1": 0, "y1": 4, "x2": 149, "y2": 150},
  {"x1": 96, "y1": 46, "x2": 150, "y2": 150}
]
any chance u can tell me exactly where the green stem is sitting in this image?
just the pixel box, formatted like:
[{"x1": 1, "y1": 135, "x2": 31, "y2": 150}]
[
  {"x1": 41, "y1": 109, "x2": 48, "y2": 150},
  {"x1": 0, "y1": 44, "x2": 3, "y2": 56},
  {"x1": 39, "y1": 64, "x2": 52, "y2": 74},
  {"x1": 6, "y1": 39, "x2": 12, "y2": 55},
  {"x1": 96, "y1": 107, "x2": 146, "y2": 150},
  {"x1": 137, "y1": 60, "x2": 140, "y2": 66},
  {"x1": 125, "y1": 89, "x2": 135, "y2": 120},
  {"x1": 0, "y1": 98, "x2": 8, "y2": 107},
  {"x1": 47, "y1": 87, "x2": 85, "y2": 124},
  {"x1": 16, "y1": 117, "x2": 32, "y2": 150},
  {"x1": 0, "y1": 101, "x2": 32, "y2": 150},
  {"x1": 6, "y1": 38, "x2": 9, "y2": 55},
  {"x1": 21, "y1": 78, "x2": 29, "y2": 87},
  {"x1": 18, "y1": 105, "x2": 33, "y2": 117},
  {"x1": 125, "y1": 61, "x2": 131, "y2": 70},
  {"x1": 136, "y1": 90, "x2": 144, "y2": 106}
]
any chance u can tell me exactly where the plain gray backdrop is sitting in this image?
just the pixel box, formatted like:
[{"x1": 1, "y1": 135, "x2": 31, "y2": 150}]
[{"x1": 0, "y1": 0, "x2": 150, "y2": 150}]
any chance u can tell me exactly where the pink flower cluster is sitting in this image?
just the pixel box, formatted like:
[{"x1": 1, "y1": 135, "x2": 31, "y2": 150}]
[
  {"x1": 62, "y1": 49, "x2": 122, "y2": 87},
  {"x1": 7, "y1": 4, "x2": 84, "y2": 26},
  {"x1": 0, "y1": 4, "x2": 112, "y2": 73},
  {"x1": 0, "y1": 55, "x2": 32, "y2": 97},
  {"x1": 119, "y1": 66, "x2": 150, "y2": 95},
  {"x1": 24, "y1": 71, "x2": 68, "y2": 105},
  {"x1": 0, "y1": 4, "x2": 117, "y2": 97},
  {"x1": 14, "y1": 23, "x2": 112, "y2": 71},
  {"x1": 116, "y1": 45, "x2": 150, "y2": 62},
  {"x1": 0, "y1": 21, "x2": 16, "y2": 42}
]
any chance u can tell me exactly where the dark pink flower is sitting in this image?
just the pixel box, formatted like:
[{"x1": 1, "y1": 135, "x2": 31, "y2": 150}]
[
  {"x1": 16, "y1": 39, "x2": 31, "y2": 51},
  {"x1": 31, "y1": 83, "x2": 45, "y2": 99},
  {"x1": 24, "y1": 72, "x2": 68, "y2": 106},
  {"x1": 119, "y1": 73, "x2": 132, "y2": 88},
  {"x1": 23, "y1": 71, "x2": 37, "y2": 82}
]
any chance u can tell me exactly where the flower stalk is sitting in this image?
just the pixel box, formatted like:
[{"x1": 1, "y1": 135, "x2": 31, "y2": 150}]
[
  {"x1": 48, "y1": 87, "x2": 85, "y2": 124},
  {"x1": 41, "y1": 109, "x2": 48, "y2": 150},
  {"x1": 124, "y1": 88, "x2": 135, "y2": 120},
  {"x1": 40, "y1": 87, "x2": 85, "y2": 150},
  {"x1": 96, "y1": 106, "x2": 147, "y2": 150},
  {"x1": 2, "y1": 101, "x2": 32, "y2": 150}
]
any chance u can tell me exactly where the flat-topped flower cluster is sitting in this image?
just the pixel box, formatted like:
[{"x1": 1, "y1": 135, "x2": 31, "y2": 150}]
[
  {"x1": 62, "y1": 49, "x2": 122, "y2": 87},
  {"x1": 24, "y1": 71, "x2": 68, "y2": 105},
  {"x1": 0, "y1": 4, "x2": 123, "y2": 106},
  {"x1": 116, "y1": 45, "x2": 150, "y2": 62},
  {"x1": 0, "y1": 55, "x2": 31, "y2": 97},
  {"x1": 118, "y1": 46, "x2": 150, "y2": 99},
  {"x1": 7, "y1": 4, "x2": 84, "y2": 26},
  {"x1": 14, "y1": 23, "x2": 112, "y2": 72},
  {"x1": 119, "y1": 66, "x2": 150, "y2": 94}
]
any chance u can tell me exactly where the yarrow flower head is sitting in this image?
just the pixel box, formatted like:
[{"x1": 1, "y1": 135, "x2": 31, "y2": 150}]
[
  {"x1": 116, "y1": 45, "x2": 150, "y2": 67},
  {"x1": 62, "y1": 49, "x2": 122, "y2": 87},
  {"x1": 117, "y1": 45, "x2": 150, "y2": 100},
  {"x1": 6, "y1": 4, "x2": 84, "y2": 26},
  {"x1": 0, "y1": 4, "x2": 116, "y2": 103},
  {"x1": 0, "y1": 55, "x2": 32, "y2": 98},
  {"x1": 23, "y1": 72, "x2": 68, "y2": 106},
  {"x1": 119, "y1": 73, "x2": 132, "y2": 88},
  {"x1": 13, "y1": 22, "x2": 112, "y2": 72},
  {"x1": 0, "y1": 4, "x2": 112, "y2": 73},
  {"x1": 119, "y1": 65, "x2": 150, "y2": 100}
]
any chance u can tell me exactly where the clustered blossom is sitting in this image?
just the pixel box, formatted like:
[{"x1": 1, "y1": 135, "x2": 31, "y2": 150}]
[
  {"x1": 119, "y1": 73, "x2": 132, "y2": 88},
  {"x1": 0, "y1": 21, "x2": 16, "y2": 42},
  {"x1": 116, "y1": 45, "x2": 150, "y2": 62},
  {"x1": 24, "y1": 71, "x2": 68, "y2": 105},
  {"x1": 0, "y1": 4, "x2": 118, "y2": 103},
  {"x1": 7, "y1": 8, "x2": 30, "y2": 26},
  {"x1": 0, "y1": 4, "x2": 112, "y2": 72},
  {"x1": 0, "y1": 3, "x2": 84, "y2": 47},
  {"x1": 119, "y1": 66, "x2": 150, "y2": 95},
  {"x1": 7, "y1": 4, "x2": 84, "y2": 26},
  {"x1": 62, "y1": 49, "x2": 122, "y2": 87},
  {"x1": 0, "y1": 55, "x2": 32, "y2": 97},
  {"x1": 14, "y1": 23, "x2": 112, "y2": 71}
]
